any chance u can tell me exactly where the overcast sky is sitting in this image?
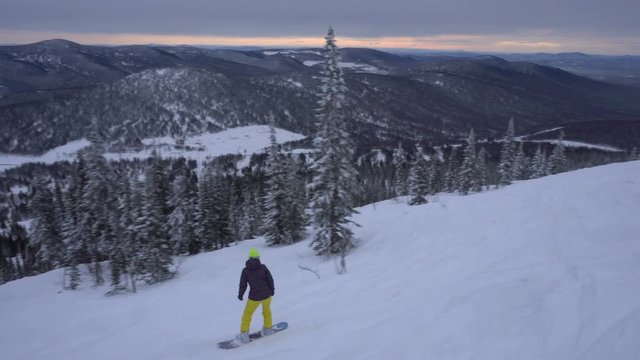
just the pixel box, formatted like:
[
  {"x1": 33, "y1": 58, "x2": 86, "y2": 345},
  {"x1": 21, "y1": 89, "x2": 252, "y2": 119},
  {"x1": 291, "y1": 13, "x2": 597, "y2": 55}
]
[{"x1": 1, "y1": 0, "x2": 639, "y2": 54}]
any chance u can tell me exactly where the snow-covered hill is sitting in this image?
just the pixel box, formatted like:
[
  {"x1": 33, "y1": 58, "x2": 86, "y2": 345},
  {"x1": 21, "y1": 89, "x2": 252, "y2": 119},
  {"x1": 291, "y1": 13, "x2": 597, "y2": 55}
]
[
  {"x1": 0, "y1": 125, "x2": 307, "y2": 171},
  {"x1": 1, "y1": 161, "x2": 640, "y2": 360}
]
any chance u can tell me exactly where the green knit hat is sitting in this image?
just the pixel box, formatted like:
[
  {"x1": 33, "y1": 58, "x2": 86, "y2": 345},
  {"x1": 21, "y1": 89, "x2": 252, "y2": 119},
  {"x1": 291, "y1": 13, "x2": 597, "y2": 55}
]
[{"x1": 248, "y1": 248, "x2": 260, "y2": 258}]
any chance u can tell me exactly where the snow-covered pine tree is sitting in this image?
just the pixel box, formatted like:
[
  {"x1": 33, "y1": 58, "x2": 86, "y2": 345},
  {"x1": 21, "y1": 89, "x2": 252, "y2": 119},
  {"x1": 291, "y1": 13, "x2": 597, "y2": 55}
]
[
  {"x1": 475, "y1": 147, "x2": 489, "y2": 192},
  {"x1": 392, "y1": 142, "x2": 409, "y2": 196},
  {"x1": 548, "y1": 131, "x2": 568, "y2": 174},
  {"x1": 78, "y1": 131, "x2": 114, "y2": 286},
  {"x1": 52, "y1": 179, "x2": 66, "y2": 229},
  {"x1": 126, "y1": 176, "x2": 146, "y2": 293},
  {"x1": 168, "y1": 166, "x2": 197, "y2": 255},
  {"x1": 458, "y1": 129, "x2": 478, "y2": 195},
  {"x1": 310, "y1": 27, "x2": 359, "y2": 271},
  {"x1": 210, "y1": 174, "x2": 232, "y2": 250},
  {"x1": 263, "y1": 125, "x2": 290, "y2": 246},
  {"x1": 138, "y1": 152, "x2": 173, "y2": 284},
  {"x1": 427, "y1": 156, "x2": 443, "y2": 195},
  {"x1": 285, "y1": 155, "x2": 308, "y2": 244},
  {"x1": 61, "y1": 191, "x2": 80, "y2": 290},
  {"x1": 234, "y1": 178, "x2": 253, "y2": 242},
  {"x1": 247, "y1": 183, "x2": 265, "y2": 239},
  {"x1": 498, "y1": 118, "x2": 517, "y2": 187},
  {"x1": 30, "y1": 177, "x2": 64, "y2": 271},
  {"x1": 630, "y1": 147, "x2": 639, "y2": 161},
  {"x1": 228, "y1": 178, "x2": 244, "y2": 245},
  {"x1": 107, "y1": 178, "x2": 126, "y2": 294},
  {"x1": 513, "y1": 141, "x2": 528, "y2": 180},
  {"x1": 195, "y1": 168, "x2": 216, "y2": 251},
  {"x1": 61, "y1": 155, "x2": 89, "y2": 289},
  {"x1": 531, "y1": 144, "x2": 547, "y2": 178},
  {"x1": 408, "y1": 143, "x2": 430, "y2": 205},
  {"x1": 444, "y1": 147, "x2": 460, "y2": 192}
]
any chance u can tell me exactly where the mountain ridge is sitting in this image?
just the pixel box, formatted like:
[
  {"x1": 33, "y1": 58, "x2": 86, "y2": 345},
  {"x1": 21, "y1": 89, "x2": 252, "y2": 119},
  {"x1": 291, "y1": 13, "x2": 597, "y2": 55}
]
[{"x1": 1, "y1": 40, "x2": 640, "y2": 154}]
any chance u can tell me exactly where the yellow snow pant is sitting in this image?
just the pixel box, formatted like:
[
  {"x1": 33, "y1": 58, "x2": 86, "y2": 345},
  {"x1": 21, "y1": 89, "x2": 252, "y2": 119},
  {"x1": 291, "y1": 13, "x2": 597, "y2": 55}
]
[{"x1": 241, "y1": 297, "x2": 272, "y2": 333}]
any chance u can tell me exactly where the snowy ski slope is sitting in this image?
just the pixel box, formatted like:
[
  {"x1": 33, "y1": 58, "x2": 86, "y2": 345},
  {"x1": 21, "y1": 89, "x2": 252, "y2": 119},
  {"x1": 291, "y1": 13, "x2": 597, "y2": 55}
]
[{"x1": 1, "y1": 161, "x2": 639, "y2": 360}]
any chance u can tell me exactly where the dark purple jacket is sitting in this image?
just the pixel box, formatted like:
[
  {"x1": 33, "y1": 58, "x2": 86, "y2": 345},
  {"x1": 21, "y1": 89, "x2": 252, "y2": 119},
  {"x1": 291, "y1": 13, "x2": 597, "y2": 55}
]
[{"x1": 239, "y1": 258, "x2": 275, "y2": 301}]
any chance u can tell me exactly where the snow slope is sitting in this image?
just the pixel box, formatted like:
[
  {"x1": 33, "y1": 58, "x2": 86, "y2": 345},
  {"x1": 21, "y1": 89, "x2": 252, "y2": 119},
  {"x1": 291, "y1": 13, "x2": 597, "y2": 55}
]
[
  {"x1": 2, "y1": 161, "x2": 640, "y2": 360},
  {"x1": 0, "y1": 125, "x2": 307, "y2": 171}
]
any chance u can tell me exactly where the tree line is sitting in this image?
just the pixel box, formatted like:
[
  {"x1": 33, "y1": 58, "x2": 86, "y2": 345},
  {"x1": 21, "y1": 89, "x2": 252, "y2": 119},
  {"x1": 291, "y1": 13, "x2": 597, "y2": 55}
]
[{"x1": 1, "y1": 28, "x2": 638, "y2": 288}]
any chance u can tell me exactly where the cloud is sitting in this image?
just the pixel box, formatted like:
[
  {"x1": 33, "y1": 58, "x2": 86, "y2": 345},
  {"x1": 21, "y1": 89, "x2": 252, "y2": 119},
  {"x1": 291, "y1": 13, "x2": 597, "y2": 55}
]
[{"x1": 0, "y1": 0, "x2": 638, "y2": 54}]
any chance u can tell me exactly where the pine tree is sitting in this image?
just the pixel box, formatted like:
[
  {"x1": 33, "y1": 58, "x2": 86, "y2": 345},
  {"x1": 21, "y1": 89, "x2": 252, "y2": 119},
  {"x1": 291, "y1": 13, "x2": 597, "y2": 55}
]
[
  {"x1": 427, "y1": 153, "x2": 443, "y2": 195},
  {"x1": 408, "y1": 144, "x2": 430, "y2": 205},
  {"x1": 458, "y1": 129, "x2": 478, "y2": 195},
  {"x1": 53, "y1": 179, "x2": 66, "y2": 228},
  {"x1": 475, "y1": 147, "x2": 489, "y2": 191},
  {"x1": 30, "y1": 177, "x2": 64, "y2": 270},
  {"x1": 107, "y1": 196, "x2": 125, "y2": 293},
  {"x1": 168, "y1": 167, "x2": 197, "y2": 255},
  {"x1": 263, "y1": 125, "x2": 291, "y2": 246},
  {"x1": 548, "y1": 131, "x2": 568, "y2": 174},
  {"x1": 62, "y1": 155, "x2": 88, "y2": 289},
  {"x1": 78, "y1": 132, "x2": 115, "y2": 286},
  {"x1": 107, "y1": 172, "x2": 137, "y2": 294},
  {"x1": 228, "y1": 179, "x2": 244, "y2": 245},
  {"x1": 513, "y1": 141, "x2": 528, "y2": 180},
  {"x1": 392, "y1": 142, "x2": 409, "y2": 196},
  {"x1": 310, "y1": 27, "x2": 359, "y2": 272},
  {"x1": 61, "y1": 191, "x2": 81, "y2": 290},
  {"x1": 630, "y1": 147, "x2": 639, "y2": 161},
  {"x1": 195, "y1": 168, "x2": 216, "y2": 251},
  {"x1": 127, "y1": 177, "x2": 146, "y2": 293},
  {"x1": 531, "y1": 144, "x2": 547, "y2": 178},
  {"x1": 285, "y1": 155, "x2": 308, "y2": 244},
  {"x1": 235, "y1": 179, "x2": 253, "y2": 242},
  {"x1": 137, "y1": 152, "x2": 173, "y2": 284},
  {"x1": 498, "y1": 119, "x2": 517, "y2": 186},
  {"x1": 246, "y1": 182, "x2": 264, "y2": 239},
  {"x1": 210, "y1": 174, "x2": 232, "y2": 250},
  {"x1": 445, "y1": 147, "x2": 460, "y2": 192}
]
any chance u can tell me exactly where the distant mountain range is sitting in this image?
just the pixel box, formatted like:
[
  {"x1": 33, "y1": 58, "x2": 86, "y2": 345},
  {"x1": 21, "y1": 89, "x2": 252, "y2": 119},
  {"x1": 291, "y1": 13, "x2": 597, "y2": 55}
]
[
  {"x1": 399, "y1": 51, "x2": 640, "y2": 88},
  {"x1": 1, "y1": 39, "x2": 639, "y2": 154}
]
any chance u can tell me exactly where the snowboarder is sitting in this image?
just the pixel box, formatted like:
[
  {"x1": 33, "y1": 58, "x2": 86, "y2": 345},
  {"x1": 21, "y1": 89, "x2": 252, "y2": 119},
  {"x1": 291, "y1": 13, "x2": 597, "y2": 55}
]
[{"x1": 236, "y1": 248, "x2": 275, "y2": 343}]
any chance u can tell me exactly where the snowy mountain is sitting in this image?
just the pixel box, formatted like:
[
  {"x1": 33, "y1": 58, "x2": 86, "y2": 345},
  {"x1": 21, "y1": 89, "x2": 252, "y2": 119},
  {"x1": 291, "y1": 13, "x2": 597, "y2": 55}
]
[
  {"x1": 2, "y1": 40, "x2": 640, "y2": 154},
  {"x1": 1, "y1": 161, "x2": 639, "y2": 360}
]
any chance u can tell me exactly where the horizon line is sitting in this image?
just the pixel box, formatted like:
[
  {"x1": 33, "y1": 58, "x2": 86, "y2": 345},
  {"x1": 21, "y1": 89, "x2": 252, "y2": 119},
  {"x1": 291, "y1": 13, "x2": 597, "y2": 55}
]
[{"x1": 1, "y1": 30, "x2": 639, "y2": 56}]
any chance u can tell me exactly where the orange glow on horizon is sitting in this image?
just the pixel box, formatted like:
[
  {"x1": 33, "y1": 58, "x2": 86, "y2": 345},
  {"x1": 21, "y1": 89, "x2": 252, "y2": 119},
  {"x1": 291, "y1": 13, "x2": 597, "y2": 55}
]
[{"x1": 0, "y1": 29, "x2": 638, "y2": 55}]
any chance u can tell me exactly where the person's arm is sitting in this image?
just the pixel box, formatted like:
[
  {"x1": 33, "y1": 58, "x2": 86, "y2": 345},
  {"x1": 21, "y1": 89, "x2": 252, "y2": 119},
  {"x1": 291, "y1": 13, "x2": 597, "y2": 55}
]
[
  {"x1": 265, "y1": 266, "x2": 275, "y2": 296},
  {"x1": 238, "y1": 268, "x2": 248, "y2": 300}
]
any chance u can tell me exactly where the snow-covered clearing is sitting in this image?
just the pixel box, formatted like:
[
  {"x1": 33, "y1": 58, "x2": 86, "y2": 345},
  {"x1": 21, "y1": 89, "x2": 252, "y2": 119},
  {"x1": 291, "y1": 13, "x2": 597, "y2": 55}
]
[
  {"x1": 0, "y1": 126, "x2": 307, "y2": 171},
  {"x1": 1, "y1": 161, "x2": 640, "y2": 360},
  {"x1": 302, "y1": 60, "x2": 386, "y2": 74},
  {"x1": 527, "y1": 139, "x2": 623, "y2": 152}
]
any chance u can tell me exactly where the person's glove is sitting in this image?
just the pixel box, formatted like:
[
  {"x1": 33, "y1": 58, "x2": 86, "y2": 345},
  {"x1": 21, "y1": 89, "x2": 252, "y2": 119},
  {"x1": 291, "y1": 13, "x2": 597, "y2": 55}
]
[{"x1": 237, "y1": 294, "x2": 243, "y2": 301}]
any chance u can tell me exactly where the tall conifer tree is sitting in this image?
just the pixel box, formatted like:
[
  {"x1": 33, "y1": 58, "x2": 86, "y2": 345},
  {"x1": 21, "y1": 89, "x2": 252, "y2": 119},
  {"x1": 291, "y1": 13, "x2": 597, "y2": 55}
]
[
  {"x1": 458, "y1": 129, "x2": 478, "y2": 195},
  {"x1": 310, "y1": 27, "x2": 359, "y2": 272},
  {"x1": 408, "y1": 144, "x2": 430, "y2": 205},
  {"x1": 498, "y1": 119, "x2": 517, "y2": 186}
]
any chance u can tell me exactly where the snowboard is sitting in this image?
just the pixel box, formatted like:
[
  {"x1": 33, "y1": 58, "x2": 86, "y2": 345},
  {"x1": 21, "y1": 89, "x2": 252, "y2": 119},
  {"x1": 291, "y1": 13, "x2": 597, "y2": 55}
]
[{"x1": 218, "y1": 322, "x2": 288, "y2": 350}]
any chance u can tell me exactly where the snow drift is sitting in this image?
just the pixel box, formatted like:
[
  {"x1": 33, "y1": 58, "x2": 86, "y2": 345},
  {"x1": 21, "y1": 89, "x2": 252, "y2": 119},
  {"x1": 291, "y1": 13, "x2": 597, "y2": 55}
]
[{"x1": 1, "y1": 161, "x2": 639, "y2": 360}]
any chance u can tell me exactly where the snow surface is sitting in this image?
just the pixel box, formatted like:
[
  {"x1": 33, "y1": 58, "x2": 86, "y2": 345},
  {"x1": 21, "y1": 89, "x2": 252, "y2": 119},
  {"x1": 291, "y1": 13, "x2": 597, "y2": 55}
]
[
  {"x1": 302, "y1": 60, "x2": 386, "y2": 74},
  {"x1": 1, "y1": 161, "x2": 640, "y2": 360},
  {"x1": 516, "y1": 127, "x2": 622, "y2": 152},
  {"x1": 0, "y1": 126, "x2": 306, "y2": 171},
  {"x1": 263, "y1": 50, "x2": 322, "y2": 56},
  {"x1": 527, "y1": 140, "x2": 623, "y2": 152}
]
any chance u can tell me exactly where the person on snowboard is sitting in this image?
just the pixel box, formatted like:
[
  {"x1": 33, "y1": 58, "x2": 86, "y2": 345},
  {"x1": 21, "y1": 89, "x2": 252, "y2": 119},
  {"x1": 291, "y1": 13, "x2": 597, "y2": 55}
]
[{"x1": 236, "y1": 248, "x2": 275, "y2": 343}]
